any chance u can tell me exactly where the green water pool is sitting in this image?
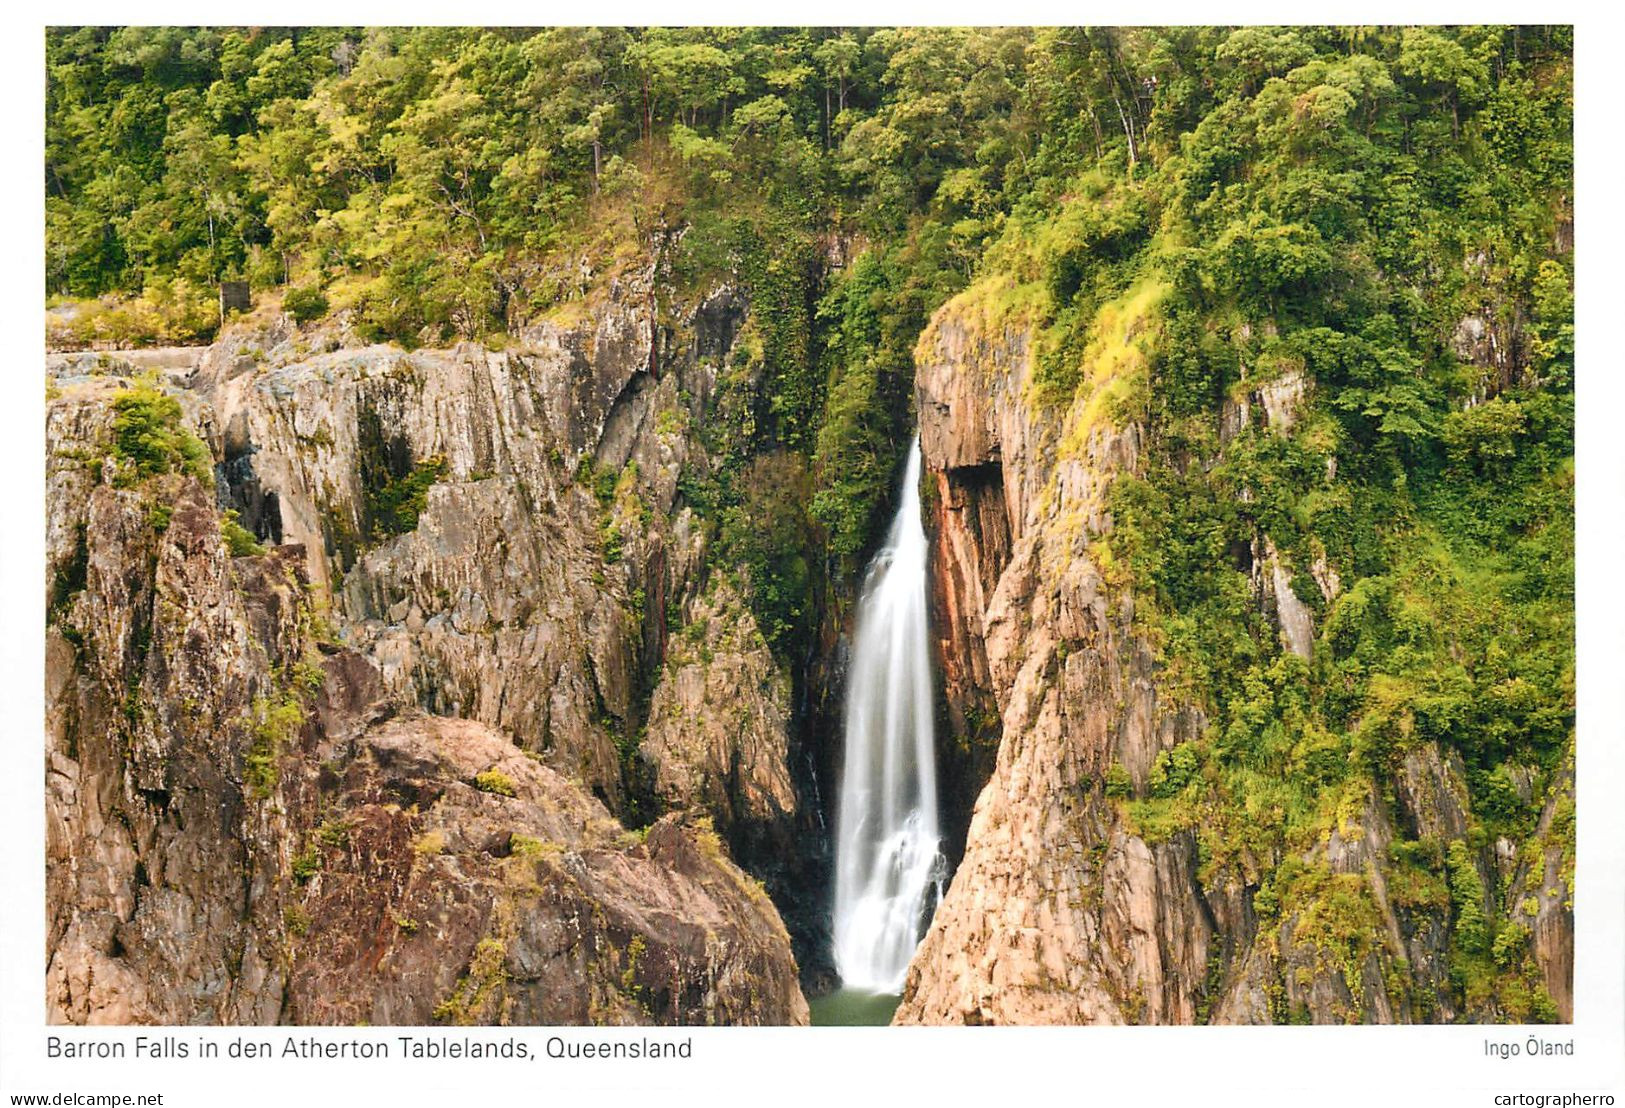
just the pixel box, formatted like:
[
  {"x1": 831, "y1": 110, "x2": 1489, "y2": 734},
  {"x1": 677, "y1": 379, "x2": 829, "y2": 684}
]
[{"x1": 807, "y1": 988, "x2": 902, "y2": 1026}]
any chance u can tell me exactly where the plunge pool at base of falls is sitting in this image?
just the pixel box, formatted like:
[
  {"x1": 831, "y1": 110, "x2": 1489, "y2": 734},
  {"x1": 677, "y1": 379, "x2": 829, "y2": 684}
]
[{"x1": 807, "y1": 988, "x2": 903, "y2": 1026}]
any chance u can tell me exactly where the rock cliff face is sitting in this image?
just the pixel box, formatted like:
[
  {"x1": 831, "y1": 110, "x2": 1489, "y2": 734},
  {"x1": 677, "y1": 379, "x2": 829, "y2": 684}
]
[
  {"x1": 195, "y1": 277, "x2": 713, "y2": 814},
  {"x1": 45, "y1": 274, "x2": 811, "y2": 1026},
  {"x1": 895, "y1": 289, "x2": 1574, "y2": 1026},
  {"x1": 900, "y1": 296, "x2": 1212, "y2": 1025},
  {"x1": 40, "y1": 258, "x2": 1573, "y2": 1030}
]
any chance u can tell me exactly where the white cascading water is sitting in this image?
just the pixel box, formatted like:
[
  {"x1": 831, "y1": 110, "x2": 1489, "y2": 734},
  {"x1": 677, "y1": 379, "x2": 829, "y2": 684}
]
[{"x1": 832, "y1": 436, "x2": 946, "y2": 994}]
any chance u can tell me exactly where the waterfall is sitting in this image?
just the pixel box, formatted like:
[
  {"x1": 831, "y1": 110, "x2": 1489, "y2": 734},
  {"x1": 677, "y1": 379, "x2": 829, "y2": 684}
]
[{"x1": 832, "y1": 436, "x2": 946, "y2": 994}]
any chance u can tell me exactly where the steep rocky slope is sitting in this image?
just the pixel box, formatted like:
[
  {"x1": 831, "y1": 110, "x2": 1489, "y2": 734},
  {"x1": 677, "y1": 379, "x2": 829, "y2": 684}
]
[
  {"x1": 44, "y1": 274, "x2": 812, "y2": 1025},
  {"x1": 895, "y1": 283, "x2": 1574, "y2": 1026},
  {"x1": 43, "y1": 26, "x2": 1574, "y2": 1033},
  {"x1": 899, "y1": 292, "x2": 1212, "y2": 1025}
]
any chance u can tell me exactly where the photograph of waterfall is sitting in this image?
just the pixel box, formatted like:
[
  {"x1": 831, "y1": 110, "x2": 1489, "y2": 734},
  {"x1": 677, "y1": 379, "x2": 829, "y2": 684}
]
[{"x1": 34, "y1": 23, "x2": 1580, "y2": 1044}]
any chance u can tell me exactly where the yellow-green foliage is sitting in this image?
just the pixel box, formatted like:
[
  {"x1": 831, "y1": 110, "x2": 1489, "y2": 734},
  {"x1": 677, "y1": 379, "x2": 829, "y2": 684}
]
[
  {"x1": 1278, "y1": 863, "x2": 1385, "y2": 999},
  {"x1": 690, "y1": 814, "x2": 725, "y2": 863},
  {"x1": 509, "y1": 834, "x2": 562, "y2": 859},
  {"x1": 110, "y1": 375, "x2": 213, "y2": 484},
  {"x1": 474, "y1": 768, "x2": 518, "y2": 798},
  {"x1": 914, "y1": 270, "x2": 1046, "y2": 373},
  {"x1": 290, "y1": 844, "x2": 321, "y2": 884},
  {"x1": 433, "y1": 937, "x2": 508, "y2": 1025},
  {"x1": 289, "y1": 658, "x2": 326, "y2": 694},
  {"x1": 47, "y1": 279, "x2": 219, "y2": 350},
  {"x1": 315, "y1": 820, "x2": 354, "y2": 848},
  {"x1": 1385, "y1": 840, "x2": 1451, "y2": 911},
  {"x1": 1103, "y1": 762, "x2": 1134, "y2": 799},
  {"x1": 619, "y1": 933, "x2": 649, "y2": 1006},
  {"x1": 688, "y1": 814, "x2": 772, "y2": 908},
  {"x1": 1054, "y1": 279, "x2": 1167, "y2": 443},
  {"x1": 243, "y1": 693, "x2": 306, "y2": 798},
  {"x1": 220, "y1": 509, "x2": 265, "y2": 557}
]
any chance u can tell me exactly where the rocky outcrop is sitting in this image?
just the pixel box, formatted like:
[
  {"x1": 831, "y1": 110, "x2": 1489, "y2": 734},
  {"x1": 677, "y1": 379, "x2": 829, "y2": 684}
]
[
  {"x1": 116, "y1": 274, "x2": 800, "y2": 833},
  {"x1": 896, "y1": 282, "x2": 1572, "y2": 1026},
  {"x1": 281, "y1": 713, "x2": 806, "y2": 1026},
  {"x1": 46, "y1": 450, "x2": 312, "y2": 1023},
  {"x1": 196, "y1": 288, "x2": 677, "y2": 811},
  {"x1": 899, "y1": 289, "x2": 1214, "y2": 1025},
  {"x1": 1505, "y1": 751, "x2": 1576, "y2": 1022},
  {"x1": 641, "y1": 578, "x2": 797, "y2": 840},
  {"x1": 1258, "y1": 537, "x2": 1314, "y2": 661},
  {"x1": 44, "y1": 274, "x2": 813, "y2": 1026}
]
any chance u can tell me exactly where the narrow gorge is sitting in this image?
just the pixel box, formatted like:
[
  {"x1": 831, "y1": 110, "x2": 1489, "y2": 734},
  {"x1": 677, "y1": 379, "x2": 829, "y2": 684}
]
[{"x1": 44, "y1": 26, "x2": 1575, "y2": 1028}]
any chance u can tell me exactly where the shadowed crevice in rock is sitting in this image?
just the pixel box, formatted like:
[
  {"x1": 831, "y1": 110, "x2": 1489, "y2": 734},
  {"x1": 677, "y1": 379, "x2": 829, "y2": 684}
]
[{"x1": 43, "y1": 279, "x2": 820, "y2": 1025}]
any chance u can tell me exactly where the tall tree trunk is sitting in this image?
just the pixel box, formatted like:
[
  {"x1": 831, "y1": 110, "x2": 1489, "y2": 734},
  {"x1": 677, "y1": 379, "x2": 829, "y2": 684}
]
[
  {"x1": 642, "y1": 75, "x2": 653, "y2": 170},
  {"x1": 1113, "y1": 92, "x2": 1137, "y2": 172}
]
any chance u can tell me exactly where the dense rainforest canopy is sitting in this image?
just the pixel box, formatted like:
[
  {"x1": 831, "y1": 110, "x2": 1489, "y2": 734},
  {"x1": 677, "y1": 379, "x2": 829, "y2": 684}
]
[{"x1": 46, "y1": 26, "x2": 1574, "y2": 1020}]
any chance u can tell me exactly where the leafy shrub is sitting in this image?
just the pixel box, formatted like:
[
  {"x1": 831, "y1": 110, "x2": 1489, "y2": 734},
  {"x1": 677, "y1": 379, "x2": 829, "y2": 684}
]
[
  {"x1": 46, "y1": 279, "x2": 219, "y2": 350},
  {"x1": 1447, "y1": 839, "x2": 1490, "y2": 954},
  {"x1": 1442, "y1": 398, "x2": 1526, "y2": 479},
  {"x1": 717, "y1": 452, "x2": 816, "y2": 656},
  {"x1": 365, "y1": 454, "x2": 447, "y2": 540},
  {"x1": 474, "y1": 769, "x2": 517, "y2": 797},
  {"x1": 1492, "y1": 921, "x2": 1530, "y2": 969},
  {"x1": 1149, "y1": 744, "x2": 1201, "y2": 799},
  {"x1": 220, "y1": 509, "x2": 265, "y2": 556},
  {"x1": 291, "y1": 845, "x2": 322, "y2": 883},
  {"x1": 283, "y1": 284, "x2": 330, "y2": 324},
  {"x1": 243, "y1": 693, "x2": 307, "y2": 798},
  {"x1": 111, "y1": 377, "x2": 213, "y2": 483}
]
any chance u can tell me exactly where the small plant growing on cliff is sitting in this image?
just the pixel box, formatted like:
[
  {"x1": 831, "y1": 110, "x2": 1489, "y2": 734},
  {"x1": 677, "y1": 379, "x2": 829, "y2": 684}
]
[
  {"x1": 364, "y1": 454, "x2": 448, "y2": 540},
  {"x1": 111, "y1": 376, "x2": 212, "y2": 483},
  {"x1": 243, "y1": 693, "x2": 306, "y2": 798},
  {"x1": 509, "y1": 834, "x2": 559, "y2": 859},
  {"x1": 289, "y1": 658, "x2": 326, "y2": 694},
  {"x1": 291, "y1": 845, "x2": 322, "y2": 884},
  {"x1": 1492, "y1": 921, "x2": 1531, "y2": 969},
  {"x1": 1104, "y1": 762, "x2": 1134, "y2": 800},
  {"x1": 315, "y1": 820, "x2": 354, "y2": 848},
  {"x1": 1447, "y1": 839, "x2": 1491, "y2": 955},
  {"x1": 601, "y1": 517, "x2": 624, "y2": 563},
  {"x1": 48, "y1": 523, "x2": 89, "y2": 627},
  {"x1": 433, "y1": 938, "x2": 508, "y2": 1025},
  {"x1": 220, "y1": 510, "x2": 265, "y2": 556},
  {"x1": 689, "y1": 815, "x2": 723, "y2": 858},
  {"x1": 474, "y1": 768, "x2": 518, "y2": 797},
  {"x1": 618, "y1": 934, "x2": 653, "y2": 1014}
]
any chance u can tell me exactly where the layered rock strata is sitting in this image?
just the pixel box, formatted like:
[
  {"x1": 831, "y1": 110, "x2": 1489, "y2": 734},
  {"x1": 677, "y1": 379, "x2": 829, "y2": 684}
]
[
  {"x1": 45, "y1": 277, "x2": 811, "y2": 1026},
  {"x1": 896, "y1": 288, "x2": 1573, "y2": 1026}
]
